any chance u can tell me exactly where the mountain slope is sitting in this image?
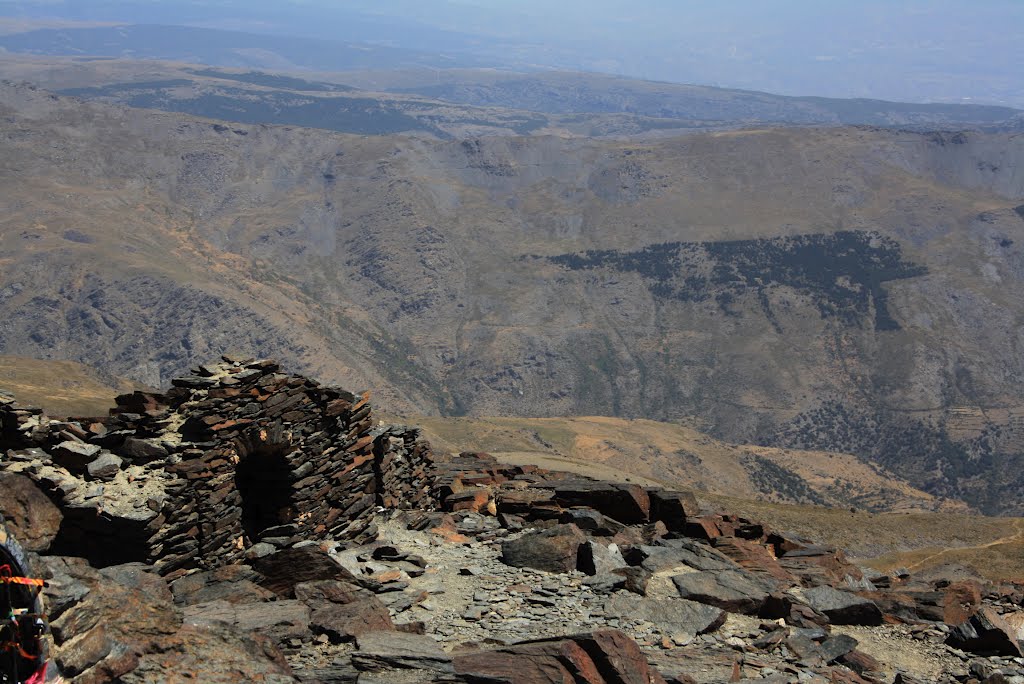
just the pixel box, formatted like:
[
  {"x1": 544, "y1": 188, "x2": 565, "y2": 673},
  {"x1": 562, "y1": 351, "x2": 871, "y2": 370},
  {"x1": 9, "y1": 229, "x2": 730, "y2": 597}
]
[
  {"x1": 2, "y1": 82, "x2": 1024, "y2": 512},
  {"x1": 409, "y1": 414, "x2": 965, "y2": 514},
  {"x1": 0, "y1": 355, "x2": 143, "y2": 416}
]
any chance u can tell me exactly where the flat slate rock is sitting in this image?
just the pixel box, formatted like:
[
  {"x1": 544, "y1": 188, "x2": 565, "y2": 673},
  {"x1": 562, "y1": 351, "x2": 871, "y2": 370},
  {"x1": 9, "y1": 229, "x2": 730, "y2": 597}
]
[
  {"x1": 604, "y1": 594, "x2": 725, "y2": 635},
  {"x1": 183, "y1": 598, "x2": 311, "y2": 645},
  {"x1": 86, "y1": 451, "x2": 123, "y2": 481},
  {"x1": 672, "y1": 569, "x2": 776, "y2": 614},
  {"x1": 798, "y1": 586, "x2": 883, "y2": 626},
  {"x1": 626, "y1": 539, "x2": 739, "y2": 572},
  {"x1": 352, "y1": 630, "x2": 454, "y2": 673},
  {"x1": 454, "y1": 629, "x2": 667, "y2": 684},
  {"x1": 295, "y1": 580, "x2": 396, "y2": 642}
]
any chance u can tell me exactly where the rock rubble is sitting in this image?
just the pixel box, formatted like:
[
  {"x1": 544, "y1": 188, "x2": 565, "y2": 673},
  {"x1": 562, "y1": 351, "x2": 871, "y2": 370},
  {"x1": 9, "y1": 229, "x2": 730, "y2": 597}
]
[{"x1": 2, "y1": 361, "x2": 1023, "y2": 683}]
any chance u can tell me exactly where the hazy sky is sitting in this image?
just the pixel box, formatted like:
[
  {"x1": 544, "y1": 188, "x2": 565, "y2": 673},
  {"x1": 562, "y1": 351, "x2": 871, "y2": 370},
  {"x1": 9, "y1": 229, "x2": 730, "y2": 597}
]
[{"x1": 1, "y1": 0, "x2": 1022, "y2": 106}]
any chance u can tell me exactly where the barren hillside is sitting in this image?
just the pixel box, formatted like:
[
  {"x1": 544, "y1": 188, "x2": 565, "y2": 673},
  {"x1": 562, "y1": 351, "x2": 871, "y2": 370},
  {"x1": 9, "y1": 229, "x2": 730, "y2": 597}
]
[{"x1": 2, "y1": 80, "x2": 1024, "y2": 512}]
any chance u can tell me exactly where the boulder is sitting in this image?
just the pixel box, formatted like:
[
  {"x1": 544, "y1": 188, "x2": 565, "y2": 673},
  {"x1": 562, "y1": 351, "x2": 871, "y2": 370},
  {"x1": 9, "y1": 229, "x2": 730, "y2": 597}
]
[
  {"x1": 817, "y1": 634, "x2": 859, "y2": 663},
  {"x1": 45, "y1": 560, "x2": 182, "y2": 681},
  {"x1": 251, "y1": 547, "x2": 357, "y2": 597},
  {"x1": 647, "y1": 489, "x2": 700, "y2": 531},
  {"x1": 798, "y1": 586, "x2": 883, "y2": 626},
  {"x1": 1004, "y1": 611, "x2": 1024, "y2": 642},
  {"x1": 671, "y1": 569, "x2": 777, "y2": 615},
  {"x1": 121, "y1": 437, "x2": 169, "y2": 462},
  {"x1": 560, "y1": 507, "x2": 626, "y2": 536},
  {"x1": 0, "y1": 471, "x2": 62, "y2": 551},
  {"x1": 453, "y1": 629, "x2": 667, "y2": 684},
  {"x1": 294, "y1": 580, "x2": 395, "y2": 642},
  {"x1": 543, "y1": 480, "x2": 651, "y2": 524},
  {"x1": 170, "y1": 565, "x2": 276, "y2": 606},
  {"x1": 86, "y1": 452, "x2": 123, "y2": 482},
  {"x1": 577, "y1": 540, "x2": 627, "y2": 576},
  {"x1": 501, "y1": 523, "x2": 586, "y2": 573},
  {"x1": 573, "y1": 630, "x2": 669, "y2": 684},
  {"x1": 603, "y1": 595, "x2": 725, "y2": 636},
  {"x1": 861, "y1": 589, "x2": 943, "y2": 623},
  {"x1": 183, "y1": 599, "x2": 311, "y2": 645},
  {"x1": 495, "y1": 488, "x2": 560, "y2": 519},
  {"x1": 943, "y1": 580, "x2": 983, "y2": 626},
  {"x1": 946, "y1": 607, "x2": 1024, "y2": 657},
  {"x1": 118, "y1": 623, "x2": 295, "y2": 683},
  {"x1": 351, "y1": 630, "x2": 454, "y2": 673},
  {"x1": 711, "y1": 537, "x2": 795, "y2": 583},
  {"x1": 51, "y1": 440, "x2": 102, "y2": 474},
  {"x1": 623, "y1": 539, "x2": 738, "y2": 573},
  {"x1": 445, "y1": 487, "x2": 491, "y2": 513},
  {"x1": 453, "y1": 638, "x2": 592, "y2": 683},
  {"x1": 682, "y1": 516, "x2": 724, "y2": 541},
  {"x1": 840, "y1": 649, "x2": 883, "y2": 675}
]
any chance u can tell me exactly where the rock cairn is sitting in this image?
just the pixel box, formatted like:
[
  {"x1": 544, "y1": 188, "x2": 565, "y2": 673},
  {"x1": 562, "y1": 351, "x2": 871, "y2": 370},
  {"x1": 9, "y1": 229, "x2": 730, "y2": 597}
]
[{"x1": 0, "y1": 357, "x2": 436, "y2": 575}]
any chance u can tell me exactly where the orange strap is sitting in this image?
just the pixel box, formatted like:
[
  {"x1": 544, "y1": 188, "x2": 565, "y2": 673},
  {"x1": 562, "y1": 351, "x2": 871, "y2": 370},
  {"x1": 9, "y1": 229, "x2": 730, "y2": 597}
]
[
  {"x1": 0, "y1": 577, "x2": 45, "y2": 588},
  {"x1": 0, "y1": 640, "x2": 38, "y2": 660}
]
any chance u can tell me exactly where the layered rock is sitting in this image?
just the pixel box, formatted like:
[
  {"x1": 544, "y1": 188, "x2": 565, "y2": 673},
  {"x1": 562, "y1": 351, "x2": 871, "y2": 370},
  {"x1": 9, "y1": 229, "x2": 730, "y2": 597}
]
[
  {"x1": 4, "y1": 361, "x2": 1024, "y2": 684},
  {"x1": 0, "y1": 357, "x2": 436, "y2": 574}
]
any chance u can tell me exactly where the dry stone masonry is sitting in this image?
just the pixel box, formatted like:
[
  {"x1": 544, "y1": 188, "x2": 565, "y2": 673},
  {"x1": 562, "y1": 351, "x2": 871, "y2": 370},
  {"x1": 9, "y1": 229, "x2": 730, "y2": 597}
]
[{"x1": 0, "y1": 357, "x2": 436, "y2": 574}]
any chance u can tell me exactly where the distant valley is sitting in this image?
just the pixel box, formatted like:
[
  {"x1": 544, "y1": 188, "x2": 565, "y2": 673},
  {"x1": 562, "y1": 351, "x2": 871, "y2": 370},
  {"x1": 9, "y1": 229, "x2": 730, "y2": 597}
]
[{"x1": 1, "y1": 57, "x2": 1021, "y2": 139}]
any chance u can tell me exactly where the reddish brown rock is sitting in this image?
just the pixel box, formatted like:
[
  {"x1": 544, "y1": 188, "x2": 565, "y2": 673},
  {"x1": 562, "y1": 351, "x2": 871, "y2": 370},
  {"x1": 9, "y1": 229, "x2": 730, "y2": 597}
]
[
  {"x1": 839, "y1": 649, "x2": 883, "y2": 675},
  {"x1": 118, "y1": 624, "x2": 294, "y2": 683},
  {"x1": 683, "y1": 516, "x2": 724, "y2": 541},
  {"x1": 0, "y1": 471, "x2": 62, "y2": 551},
  {"x1": 496, "y1": 488, "x2": 561, "y2": 519},
  {"x1": 169, "y1": 564, "x2": 276, "y2": 606},
  {"x1": 575, "y1": 629, "x2": 669, "y2": 684},
  {"x1": 453, "y1": 630, "x2": 666, "y2": 684},
  {"x1": 45, "y1": 562, "x2": 181, "y2": 682},
  {"x1": 294, "y1": 580, "x2": 395, "y2": 643},
  {"x1": 943, "y1": 580, "x2": 983, "y2": 626},
  {"x1": 1005, "y1": 611, "x2": 1024, "y2": 642},
  {"x1": 453, "y1": 643, "x2": 582, "y2": 684},
  {"x1": 446, "y1": 487, "x2": 491, "y2": 513},
  {"x1": 711, "y1": 537, "x2": 795, "y2": 584}
]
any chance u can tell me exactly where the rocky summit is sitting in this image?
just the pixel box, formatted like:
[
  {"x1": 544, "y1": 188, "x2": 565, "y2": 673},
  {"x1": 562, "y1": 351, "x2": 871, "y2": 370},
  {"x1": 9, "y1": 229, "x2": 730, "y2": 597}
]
[{"x1": 1, "y1": 360, "x2": 1022, "y2": 683}]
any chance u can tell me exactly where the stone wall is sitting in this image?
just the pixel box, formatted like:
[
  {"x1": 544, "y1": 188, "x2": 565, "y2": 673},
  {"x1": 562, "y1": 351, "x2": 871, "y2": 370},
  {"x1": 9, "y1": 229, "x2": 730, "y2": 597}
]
[{"x1": 0, "y1": 358, "x2": 437, "y2": 575}]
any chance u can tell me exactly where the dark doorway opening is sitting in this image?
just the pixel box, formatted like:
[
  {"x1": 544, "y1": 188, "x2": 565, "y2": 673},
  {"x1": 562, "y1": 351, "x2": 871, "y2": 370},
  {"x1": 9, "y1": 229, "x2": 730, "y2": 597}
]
[{"x1": 234, "y1": 444, "x2": 297, "y2": 541}]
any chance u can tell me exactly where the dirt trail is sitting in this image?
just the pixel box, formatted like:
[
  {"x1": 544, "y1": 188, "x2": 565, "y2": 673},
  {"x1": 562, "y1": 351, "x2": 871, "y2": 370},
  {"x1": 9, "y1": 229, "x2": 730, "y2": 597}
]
[
  {"x1": 905, "y1": 519, "x2": 1024, "y2": 571},
  {"x1": 489, "y1": 450, "x2": 670, "y2": 488}
]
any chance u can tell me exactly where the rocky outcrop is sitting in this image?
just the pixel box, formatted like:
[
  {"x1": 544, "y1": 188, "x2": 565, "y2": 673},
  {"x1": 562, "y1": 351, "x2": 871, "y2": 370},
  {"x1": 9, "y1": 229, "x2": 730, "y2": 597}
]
[
  {"x1": 4, "y1": 361, "x2": 1024, "y2": 683},
  {"x1": 946, "y1": 607, "x2": 1024, "y2": 657}
]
